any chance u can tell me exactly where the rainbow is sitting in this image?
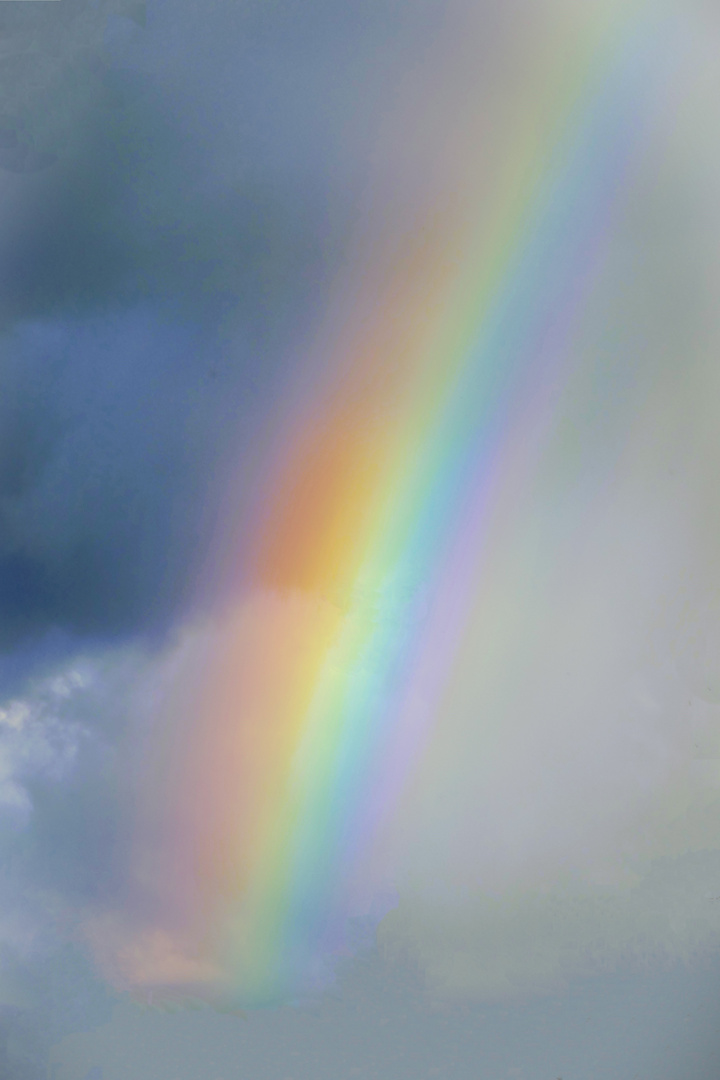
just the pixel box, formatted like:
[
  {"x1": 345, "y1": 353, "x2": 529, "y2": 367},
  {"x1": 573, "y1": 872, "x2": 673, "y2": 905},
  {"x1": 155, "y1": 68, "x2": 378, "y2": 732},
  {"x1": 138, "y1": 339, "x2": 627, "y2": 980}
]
[{"x1": 118, "y1": 1, "x2": 668, "y2": 1007}]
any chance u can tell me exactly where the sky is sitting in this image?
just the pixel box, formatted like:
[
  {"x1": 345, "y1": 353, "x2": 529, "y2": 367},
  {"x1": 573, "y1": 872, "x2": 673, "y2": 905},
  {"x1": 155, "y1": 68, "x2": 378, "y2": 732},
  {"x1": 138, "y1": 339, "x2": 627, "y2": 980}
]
[{"x1": 2, "y1": 1, "x2": 720, "y2": 1077}]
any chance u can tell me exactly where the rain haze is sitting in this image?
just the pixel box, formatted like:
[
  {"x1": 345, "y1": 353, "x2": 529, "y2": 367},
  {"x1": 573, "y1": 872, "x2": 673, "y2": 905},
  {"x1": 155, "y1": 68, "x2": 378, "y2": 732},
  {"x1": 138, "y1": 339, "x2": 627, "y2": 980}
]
[{"x1": 0, "y1": 2, "x2": 720, "y2": 1078}]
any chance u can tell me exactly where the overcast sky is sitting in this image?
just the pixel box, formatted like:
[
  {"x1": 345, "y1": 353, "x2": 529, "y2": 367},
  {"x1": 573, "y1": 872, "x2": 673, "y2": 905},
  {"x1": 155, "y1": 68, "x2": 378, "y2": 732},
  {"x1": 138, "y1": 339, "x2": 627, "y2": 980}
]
[{"x1": 2, "y1": 2, "x2": 720, "y2": 1078}]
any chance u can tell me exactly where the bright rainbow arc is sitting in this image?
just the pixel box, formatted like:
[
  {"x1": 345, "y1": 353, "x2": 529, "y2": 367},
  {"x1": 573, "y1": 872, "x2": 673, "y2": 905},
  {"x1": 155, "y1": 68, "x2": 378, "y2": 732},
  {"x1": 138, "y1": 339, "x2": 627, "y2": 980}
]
[{"x1": 122, "y1": 2, "x2": 667, "y2": 1007}]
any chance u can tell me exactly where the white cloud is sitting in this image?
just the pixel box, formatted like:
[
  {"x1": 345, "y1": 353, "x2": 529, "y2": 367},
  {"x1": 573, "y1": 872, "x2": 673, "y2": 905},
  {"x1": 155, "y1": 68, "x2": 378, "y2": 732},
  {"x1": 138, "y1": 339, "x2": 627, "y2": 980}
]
[{"x1": 0, "y1": 661, "x2": 99, "y2": 821}]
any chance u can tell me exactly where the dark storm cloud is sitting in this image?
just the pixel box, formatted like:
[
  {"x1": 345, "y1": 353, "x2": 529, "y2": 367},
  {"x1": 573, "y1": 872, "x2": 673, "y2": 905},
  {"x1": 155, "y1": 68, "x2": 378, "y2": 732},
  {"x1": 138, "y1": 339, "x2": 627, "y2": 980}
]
[
  {"x1": 0, "y1": 107, "x2": 337, "y2": 654},
  {"x1": 0, "y1": 24, "x2": 332, "y2": 655},
  {"x1": 0, "y1": 0, "x2": 442, "y2": 663},
  {"x1": 0, "y1": 92, "x2": 328, "y2": 328},
  {"x1": 0, "y1": 304, "x2": 261, "y2": 646}
]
